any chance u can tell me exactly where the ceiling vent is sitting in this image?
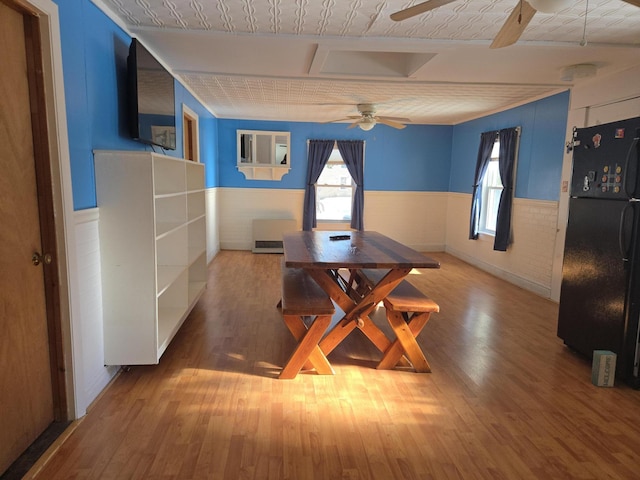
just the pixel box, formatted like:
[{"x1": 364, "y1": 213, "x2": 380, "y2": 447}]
[{"x1": 309, "y1": 46, "x2": 436, "y2": 78}]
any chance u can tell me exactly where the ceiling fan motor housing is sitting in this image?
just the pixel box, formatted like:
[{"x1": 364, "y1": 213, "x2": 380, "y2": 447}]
[{"x1": 357, "y1": 104, "x2": 376, "y2": 115}]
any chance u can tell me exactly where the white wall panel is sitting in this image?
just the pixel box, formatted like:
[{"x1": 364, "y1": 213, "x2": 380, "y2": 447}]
[
  {"x1": 206, "y1": 187, "x2": 220, "y2": 262},
  {"x1": 445, "y1": 193, "x2": 558, "y2": 298},
  {"x1": 217, "y1": 188, "x2": 448, "y2": 252},
  {"x1": 73, "y1": 209, "x2": 119, "y2": 415},
  {"x1": 363, "y1": 191, "x2": 448, "y2": 251},
  {"x1": 218, "y1": 188, "x2": 304, "y2": 250},
  {"x1": 570, "y1": 64, "x2": 640, "y2": 113}
]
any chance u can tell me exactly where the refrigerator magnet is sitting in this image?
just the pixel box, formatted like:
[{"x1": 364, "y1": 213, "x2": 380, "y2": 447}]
[{"x1": 593, "y1": 133, "x2": 602, "y2": 148}]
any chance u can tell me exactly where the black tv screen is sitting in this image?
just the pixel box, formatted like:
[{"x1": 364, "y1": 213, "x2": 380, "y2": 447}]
[{"x1": 127, "y1": 38, "x2": 176, "y2": 150}]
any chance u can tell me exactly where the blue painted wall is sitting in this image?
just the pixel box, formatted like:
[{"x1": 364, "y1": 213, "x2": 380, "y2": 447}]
[
  {"x1": 55, "y1": 0, "x2": 218, "y2": 210},
  {"x1": 218, "y1": 119, "x2": 453, "y2": 192},
  {"x1": 449, "y1": 91, "x2": 570, "y2": 201},
  {"x1": 218, "y1": 91, "x2": 568, "y2": 200},
  {"x1": 56, "y1": 0, "x2": 568, "y2": 211}
]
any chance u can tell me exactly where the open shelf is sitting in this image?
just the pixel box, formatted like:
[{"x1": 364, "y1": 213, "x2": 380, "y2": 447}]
[
  {"x1": 95, "y1": 150, "x2": 206, "y2": 366},
  {"x1": 186, "y1": 161, "x2": 205, "y2": 191},
  {"x1": 154, "y1": 156, "x2": 187, "y2": 195}
]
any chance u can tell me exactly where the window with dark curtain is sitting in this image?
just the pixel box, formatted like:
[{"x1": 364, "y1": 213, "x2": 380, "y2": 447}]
[
  {"x1": 494, "y1": 127, "x2": 519, "y2": 251},
  {"x1": 469, "y1": 127, "x2": 520, "y2": 251},
  {"x1": 469, "y1": 131, "x2": 498, "y2": 240},
  {"x1": 336, "y1": 140, "x2": 364, "y2": 231},
  {"x1": 302, "y1": 140, "x2": 334, "y2": 231}
]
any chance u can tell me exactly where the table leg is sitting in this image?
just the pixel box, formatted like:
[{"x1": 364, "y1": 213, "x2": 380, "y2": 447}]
[{"x1": 309, "y1": 268, "x2": 412, "y2": 357}]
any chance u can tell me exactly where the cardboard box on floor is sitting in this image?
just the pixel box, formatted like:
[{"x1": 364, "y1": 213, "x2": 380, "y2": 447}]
[{"x1": 592, "y1": 350, "x2": 616, "y2": 387}]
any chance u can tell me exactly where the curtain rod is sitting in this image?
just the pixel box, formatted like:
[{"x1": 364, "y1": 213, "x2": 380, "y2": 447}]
[
  {"x1": 307, "y1": 139, "x2": 367, "y2": 145},
  {"x1": 490, "y1": 126, "x2": 521, "y2": 137}
]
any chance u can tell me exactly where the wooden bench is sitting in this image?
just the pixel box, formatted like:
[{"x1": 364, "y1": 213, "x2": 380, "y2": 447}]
[
  {"x1": 279, "y1": 261, "x2": 335, "y2": 379},
  {"x1": 359, "y1": 269, "x2": 440, "y2": 372}
]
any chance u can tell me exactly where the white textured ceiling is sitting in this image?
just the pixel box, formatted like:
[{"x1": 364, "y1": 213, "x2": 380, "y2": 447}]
[{"x1": 97, "y1": 0, "x2": 640, "y2": 125}]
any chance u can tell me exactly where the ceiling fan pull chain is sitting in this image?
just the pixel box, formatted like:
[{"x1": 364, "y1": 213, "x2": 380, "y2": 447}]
[
  {"x1": 518, "y1": 0, "x2": 523, "y2": 24},
  {"x1": 580, "y1": 0, "x2": 589, "y2": 46}
]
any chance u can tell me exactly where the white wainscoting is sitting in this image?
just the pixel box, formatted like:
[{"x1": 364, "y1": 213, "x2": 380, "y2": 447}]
[
  {"x1": 218, "y1": 188, "x2": 305, "y2": 250},
  {"x1": 364, "y1": 191, "x2": 448, "y2": 251},
  {"x1": 218, "y1": 188, "x2": 449, "y2": 252},
  {"x1": 217, "y1": 188, "x2": 560, "y2": 298},
  {"x1": 73, "y1": 208, "x2": 119, "y2": 415},
  {"x1": 206, "y1": 187, "x2": 220, "y2": 262},
  {"x1": 445, "y1": 193, "x2": 559, "y2": 298}
]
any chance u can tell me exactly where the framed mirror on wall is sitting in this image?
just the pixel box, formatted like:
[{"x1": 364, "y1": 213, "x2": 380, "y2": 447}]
[{"x1": 237, "y1": 130, "x2": 290, "y2": 180}]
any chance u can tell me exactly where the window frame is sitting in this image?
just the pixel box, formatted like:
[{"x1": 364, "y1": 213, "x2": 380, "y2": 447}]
[
  {"x1": 315, "y1": 145, "x2": 354, "y2": 223},
  {"x1": 479, "y1": 140, "x2": 503, "y2": 236}
]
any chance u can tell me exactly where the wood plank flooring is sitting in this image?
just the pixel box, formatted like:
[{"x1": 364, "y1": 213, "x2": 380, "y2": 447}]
[{"x1": 32, "y1": 251, "x2": 640, "y2": 479}]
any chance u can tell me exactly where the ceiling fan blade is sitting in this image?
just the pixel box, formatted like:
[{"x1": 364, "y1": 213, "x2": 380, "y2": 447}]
[
  {"x1": 321, "y1": 118, "x2": 350, "y2": 124},
  {"x1": 376, "y1": 118, "x2": 406, "y2": 129},
  {"x1": 390, "y1": 0, "x2": 458, "y2": 22},
  {"x1": 347, "y1": 121, "x2": 360, "y2": 129},
  {"x1": 321, "y1": 116, "x2": 360, "y2": 124},
  {"x1": 490, "y1": 0, "x2": 537, "y2": 49},
  {"x1": 622, "y1": 0, "x2": 640, "y2": 6},
  {"x1": 377, "y1": 115, "x2": 411, "y2": 123}
]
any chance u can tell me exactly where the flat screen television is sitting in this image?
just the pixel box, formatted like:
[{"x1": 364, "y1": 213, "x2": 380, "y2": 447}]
[{"x1": 127, "y1": 38, "x2": 176, "y2": 150}]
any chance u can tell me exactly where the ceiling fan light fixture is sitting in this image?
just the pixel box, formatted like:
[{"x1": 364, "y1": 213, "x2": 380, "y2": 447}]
[
  {"x1": 527, "y1": 0, "x2": 572, "y2": 13},
  {"x1": 358, "y1": 117, "x2": 376, "y2": 131}
]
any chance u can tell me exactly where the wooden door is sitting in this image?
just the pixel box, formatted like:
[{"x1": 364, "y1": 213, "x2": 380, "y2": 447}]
[
  {"x1": 182, "y1": 106, "x2": 199, "y2": 162},
  {"x1": 183, "y1": 113, "x2": 194, "y2": 161},
  {"x1": 0, "y1": 2, "x2": 56, "y2": 474}
]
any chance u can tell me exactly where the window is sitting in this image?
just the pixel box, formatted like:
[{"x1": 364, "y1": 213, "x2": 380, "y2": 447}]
[
  {"x1": 316, "y1": 146, "x2": 354, "y2": 221},
  {"x1": 479, "y1": 140, "x2": 503, "y2": 235}
]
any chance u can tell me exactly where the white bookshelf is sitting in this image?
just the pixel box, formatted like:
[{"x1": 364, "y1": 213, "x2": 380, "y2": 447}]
[{"x1": 94, "y1": 150, "x2": 207, "y2": 365}]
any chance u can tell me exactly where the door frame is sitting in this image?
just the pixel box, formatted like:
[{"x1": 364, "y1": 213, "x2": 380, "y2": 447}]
[
  {"x1": 13, "y1": 0, "x2": 80, "y2": 420},
  {"x1": 182, "y1": 103, "x2": 200, "y2": 163}
]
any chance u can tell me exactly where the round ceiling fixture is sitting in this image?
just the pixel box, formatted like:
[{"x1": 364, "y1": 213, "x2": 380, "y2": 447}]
[
  {"x1": 560, "y1": 63, "x2": 597, "y2": 82},
  {"x1": 527, "y1": 0, "x2": 572, "y2": 14}
]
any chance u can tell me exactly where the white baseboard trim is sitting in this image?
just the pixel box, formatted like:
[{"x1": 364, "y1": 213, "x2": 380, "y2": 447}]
[
  {"x1": 221, "y1": 241, "x2": 253, "y2": 251},
  {"x1": 410, "y1": 243, "x2": 446, "y2": 253},
  {"x1": 445, "y1": 246, "x2": 553, "y2": 300}
]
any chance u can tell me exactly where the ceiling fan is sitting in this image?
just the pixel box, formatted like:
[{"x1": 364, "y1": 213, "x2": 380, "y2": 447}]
[
  {"x1": 390, "y1": 0, "x2": 640, "y2": 49},
  {"x1": 324, "y1": 104, "x2": 409, "y2": 130}
]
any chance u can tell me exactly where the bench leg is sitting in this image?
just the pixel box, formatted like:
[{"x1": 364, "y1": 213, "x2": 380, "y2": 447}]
[
  {"x1": 280, "y1": 314, "x2": 334, "y2": 379},
  {"x1": 377, "y1": 311, "x2": 432, "y2": 372},
  {"x1": 282, "y1": 314, "x2": 334, "y2": 374}
]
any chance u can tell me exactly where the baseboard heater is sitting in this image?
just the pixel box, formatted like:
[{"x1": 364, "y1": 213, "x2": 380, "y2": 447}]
[{"x1": 252, "y1": 219, "x2": 297, "y2": 253}]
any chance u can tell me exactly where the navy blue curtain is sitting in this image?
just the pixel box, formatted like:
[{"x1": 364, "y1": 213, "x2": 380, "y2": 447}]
[
  {"x1": 302, "y1": 140, "x2": 334, "y2": 231},
  {"x1": 469, "y1": 131, "x2": 498, "y2": 240},
  {"x1": 337, "y1": 140, "x2": 365, "y2": 231},
  {"x1": 494, "y1": 127, "x2": 519, "y2": 251}
]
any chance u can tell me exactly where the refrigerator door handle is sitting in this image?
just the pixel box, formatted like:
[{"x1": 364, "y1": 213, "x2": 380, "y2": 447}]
[
  {"x1": 623, "y1": 136, "x2": 639, "y2": 198},
  {"x1": 619, "y1": 202, "x2": 634, "y2": 262}
]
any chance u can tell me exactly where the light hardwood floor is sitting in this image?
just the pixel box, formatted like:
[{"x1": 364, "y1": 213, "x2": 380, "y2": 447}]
[{"x1": 33, "y1": 251, "x2": 640, "y2": 479}]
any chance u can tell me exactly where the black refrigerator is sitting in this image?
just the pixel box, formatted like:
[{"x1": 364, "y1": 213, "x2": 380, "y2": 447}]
[{"x1": 558, "y1": 116, "x2": 640, "y2": 388}]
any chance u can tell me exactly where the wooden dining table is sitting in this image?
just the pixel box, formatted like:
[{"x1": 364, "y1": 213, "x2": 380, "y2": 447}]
[{"x1": 282, "y1": 230, "x2": 440, "y2": 361}]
